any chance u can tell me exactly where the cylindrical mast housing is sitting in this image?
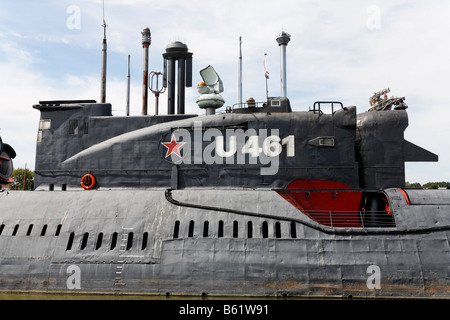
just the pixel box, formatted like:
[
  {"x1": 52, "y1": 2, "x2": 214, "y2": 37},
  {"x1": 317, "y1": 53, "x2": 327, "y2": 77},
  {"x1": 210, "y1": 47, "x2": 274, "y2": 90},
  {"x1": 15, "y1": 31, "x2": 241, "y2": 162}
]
[
  {"x1": 276, "y1": 31, "x2": 291, "y2": 98},
  {"x1": 141, "y1": 27, "x2": 151, "y2": 115}
]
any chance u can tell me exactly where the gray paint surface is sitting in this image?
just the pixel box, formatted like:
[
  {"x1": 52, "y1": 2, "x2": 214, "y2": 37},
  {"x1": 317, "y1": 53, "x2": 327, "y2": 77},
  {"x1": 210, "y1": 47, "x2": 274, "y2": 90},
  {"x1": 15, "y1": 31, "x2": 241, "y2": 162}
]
[
  {"x1": 0, "y1": 97, "x2": 448, "y2": 298},
  {"x1": 0, "y1": 188, "x2": 448, "y2": 297}
]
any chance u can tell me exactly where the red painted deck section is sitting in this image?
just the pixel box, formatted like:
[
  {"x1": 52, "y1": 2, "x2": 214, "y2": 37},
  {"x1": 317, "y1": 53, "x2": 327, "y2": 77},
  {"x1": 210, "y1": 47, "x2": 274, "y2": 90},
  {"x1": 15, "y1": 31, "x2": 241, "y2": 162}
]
[{"x1": 277, "y1": 180, "x2": 362, "y2": 227}]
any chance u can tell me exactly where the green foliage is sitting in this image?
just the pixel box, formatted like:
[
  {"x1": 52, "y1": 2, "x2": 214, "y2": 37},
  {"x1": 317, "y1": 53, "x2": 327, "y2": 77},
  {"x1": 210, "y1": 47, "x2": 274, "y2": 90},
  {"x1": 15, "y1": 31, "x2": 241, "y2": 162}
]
[
  {"x1": 405, "y1": 181, "x2": 422, "y2": 189},
  {"x1": 11, "y1": 168, "x2": 34, "y2": 190},
  {"x1": 405, "y1": 181, "x2": 450, "y2": 189},
  {"x1": 422, "y1": 181, "x2": 450, "y2": 189}
]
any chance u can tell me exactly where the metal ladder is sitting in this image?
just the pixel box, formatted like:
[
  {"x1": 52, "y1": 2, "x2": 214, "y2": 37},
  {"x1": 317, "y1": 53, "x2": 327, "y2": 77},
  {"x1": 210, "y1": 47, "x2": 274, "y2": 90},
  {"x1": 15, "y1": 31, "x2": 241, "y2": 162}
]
[{"x1": 113, "y1": 227, "x2": 133, "y2": 291}]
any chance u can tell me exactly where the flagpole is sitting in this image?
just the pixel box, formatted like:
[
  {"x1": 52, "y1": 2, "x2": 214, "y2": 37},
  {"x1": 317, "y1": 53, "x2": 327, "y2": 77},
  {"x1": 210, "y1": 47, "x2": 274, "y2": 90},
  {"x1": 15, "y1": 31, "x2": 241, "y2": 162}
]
[
  {"x1": 238, "y1": 36, "x2": 243, "y2": 107},
  {"x1": 264, "y1": 53, "x2": 269, "y2": 100}
]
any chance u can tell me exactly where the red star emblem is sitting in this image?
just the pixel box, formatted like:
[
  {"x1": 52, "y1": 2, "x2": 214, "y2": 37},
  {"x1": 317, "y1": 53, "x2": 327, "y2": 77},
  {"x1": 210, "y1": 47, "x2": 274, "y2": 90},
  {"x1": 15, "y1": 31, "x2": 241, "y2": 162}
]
[{"x1": 161, "y1": 134, "x2": 186, "y2": 158}]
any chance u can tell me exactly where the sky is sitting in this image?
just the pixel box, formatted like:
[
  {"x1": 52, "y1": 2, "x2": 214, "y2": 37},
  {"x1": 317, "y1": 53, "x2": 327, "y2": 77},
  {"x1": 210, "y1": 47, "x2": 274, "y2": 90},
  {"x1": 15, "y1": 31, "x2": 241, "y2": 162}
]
[{"x1": 1, "y1": 0, "x2": 450, "y2": 184}]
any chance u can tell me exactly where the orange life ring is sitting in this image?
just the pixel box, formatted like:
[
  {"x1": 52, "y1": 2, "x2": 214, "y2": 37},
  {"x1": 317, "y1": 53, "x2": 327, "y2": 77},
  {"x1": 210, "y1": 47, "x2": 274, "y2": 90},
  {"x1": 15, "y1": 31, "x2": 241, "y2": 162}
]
[{"x1": 80, "y1": 174, "x2": 95, "y2": 190}]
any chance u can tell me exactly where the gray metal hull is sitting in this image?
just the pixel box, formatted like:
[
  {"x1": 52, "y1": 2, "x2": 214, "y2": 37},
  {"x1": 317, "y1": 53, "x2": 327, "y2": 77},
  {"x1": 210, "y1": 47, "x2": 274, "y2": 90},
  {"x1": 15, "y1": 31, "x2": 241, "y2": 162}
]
[{"x1": 0, "y1": 188, "x2": 448, "y2": 298}]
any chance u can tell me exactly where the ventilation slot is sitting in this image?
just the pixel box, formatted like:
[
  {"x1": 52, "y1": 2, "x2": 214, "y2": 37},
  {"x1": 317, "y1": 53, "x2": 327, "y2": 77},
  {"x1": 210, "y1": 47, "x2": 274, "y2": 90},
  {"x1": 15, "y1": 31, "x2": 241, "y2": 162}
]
[
  {"x1": 203, "y1": 221, "x2": 209, "y2": 237},
  {"x1": 126, "y1": 232, "x2": 133, "y2": 250},
  {"x1": 55, "y1": 224, "x2": 62, "y2": 236},
  {"x1": 80, "y1": 232, "x2": 89, "y2": 250},
  {"x1": 173, "y1": 220, "x2": 180, "y2": 239},
  {"x1": 168, "y1": 219, "x2": 290, "y2": 239},
  {"x1": 95, "y1": 232, "x2": 103, "y2": 250},
  {"x1": 188, "y1": 220, "x2": 195, "y2": 237},
  {"x1": 12, "y1": 224, "x2": 19, "y2": 236},
  {"x1": 247, "y1": 221, "x2": 253, "y2": 239},
  {"x1": 110, "y1": 232, "x2": 118, "y2": 250},
  {"x1": 141, "y1": 232, "x2": 148, "y2": 250},
  {"x1": 218, "y1": 220, "x2": 224, "y2": 238},
  {"x1": 40, "y1": 224, "x2": 48, "y2": 236},
  {"x1": 262, "y1": 221, "x2": 268, "y2": 238},
  {"x1": 26, "y1": 224, "x2": 33, "y2": 236},
  {"x1": 275, "y1": 222, "x2": 281, "y2": 238},
  {"x1": 290, "y1": 222, "x2": 297, "y2": 238},
  {"x1": 233, "y1": 221, "x2": 238, "y2": 238},
  {"x1": 66, "y1": 232, "x2": 75, "y2": 250}
]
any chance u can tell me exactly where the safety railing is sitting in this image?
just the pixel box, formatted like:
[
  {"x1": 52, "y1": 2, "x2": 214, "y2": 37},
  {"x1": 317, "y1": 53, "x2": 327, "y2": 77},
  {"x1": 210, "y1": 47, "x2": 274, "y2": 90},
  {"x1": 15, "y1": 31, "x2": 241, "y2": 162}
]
[
  {"x1": 311, "y1": 101, "x2": 344, "y2": 114},
  {"x1": 302, "y1": 210, "x2": 396, "y2": 228}
]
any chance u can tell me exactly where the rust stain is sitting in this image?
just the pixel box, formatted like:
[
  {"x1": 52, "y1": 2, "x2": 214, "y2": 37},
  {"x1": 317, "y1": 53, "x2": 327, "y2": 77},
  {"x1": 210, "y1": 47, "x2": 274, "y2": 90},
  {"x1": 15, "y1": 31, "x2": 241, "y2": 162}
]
[{"x1": 254, "y1": 280, "x2": 449, "y2": 298}]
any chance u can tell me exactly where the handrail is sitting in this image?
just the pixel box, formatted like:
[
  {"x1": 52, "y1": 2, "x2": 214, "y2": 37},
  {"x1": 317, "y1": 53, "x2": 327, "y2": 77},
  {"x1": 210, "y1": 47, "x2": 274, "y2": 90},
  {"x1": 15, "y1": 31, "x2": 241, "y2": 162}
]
[
  {"x1": 301, "y1": 210, "x2": 396, "y2": 228},
  {"x1": 232, "y1": 101, "x2": 266, "y2": 109},
  {"x1": 311, "y1": 101, "x2": 344, "y2": 114},
  {"x1": 164, "y1": 189, "x2": 450, "y2": 235}
]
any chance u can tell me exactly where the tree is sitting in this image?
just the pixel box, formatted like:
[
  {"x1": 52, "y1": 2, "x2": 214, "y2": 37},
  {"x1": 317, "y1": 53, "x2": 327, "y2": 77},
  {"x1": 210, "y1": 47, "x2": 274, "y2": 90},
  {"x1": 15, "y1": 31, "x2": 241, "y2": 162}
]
[
  {"x1": 422, "y1": 181, "x2": 450, "y2": 189},
  {"x1": 405, "y1": 181, "x2": 422, "y2": 189},
  {"x1": 11, "y1": 168, "x2": 34, "y2": 190}
]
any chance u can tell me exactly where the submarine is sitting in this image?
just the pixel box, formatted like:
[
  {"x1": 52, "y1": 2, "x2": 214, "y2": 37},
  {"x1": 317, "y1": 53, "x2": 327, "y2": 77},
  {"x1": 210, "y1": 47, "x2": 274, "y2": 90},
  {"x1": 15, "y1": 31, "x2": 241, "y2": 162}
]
[{"x1": 0, "y1": 29, "x2": 448, "y2": 299}]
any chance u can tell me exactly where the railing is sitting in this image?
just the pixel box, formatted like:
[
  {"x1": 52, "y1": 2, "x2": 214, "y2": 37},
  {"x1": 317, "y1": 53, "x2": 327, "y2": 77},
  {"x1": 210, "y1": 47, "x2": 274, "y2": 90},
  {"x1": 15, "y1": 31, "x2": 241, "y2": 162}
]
[
  {"x1": 232, "y1": 100, "x2": 267, "y2": 109},
  {"x1": 302, "y1": 210, "x2": 396, "y2": 228},
  {"x1": 311, "y1": 101, "x2": 344, "y2": 114}
]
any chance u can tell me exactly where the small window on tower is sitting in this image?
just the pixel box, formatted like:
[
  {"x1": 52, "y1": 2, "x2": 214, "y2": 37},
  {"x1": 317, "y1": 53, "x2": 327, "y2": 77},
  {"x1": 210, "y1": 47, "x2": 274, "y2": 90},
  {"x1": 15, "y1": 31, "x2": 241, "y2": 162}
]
[
  {"x1": 83, "y1": 119, "x2": 89, "y2": 134},
  {"x1": 69, "y1": 120, "x2": 78, "y2": 135},
  {"x1": 271, "y1": 99, "x2": 281, "y2": 107},
  {"x1": 39, "y1": 119, "x2": 51, "y2": 130}
]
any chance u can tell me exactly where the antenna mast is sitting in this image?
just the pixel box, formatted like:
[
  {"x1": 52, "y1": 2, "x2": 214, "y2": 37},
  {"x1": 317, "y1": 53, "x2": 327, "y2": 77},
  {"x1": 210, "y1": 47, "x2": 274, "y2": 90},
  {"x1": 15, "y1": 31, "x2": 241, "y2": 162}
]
[
  {"x1": 100, "y1": 0, "x2": 107, "y2": 103},
  {"x1": 264, "y1": 53, "x2": 269, "y2": 100},
  {"x1": 141, "y1": 27, "x2": 151, "y2": 115},
  {"x1": 276, "y1": 31, "x2": 291, "y2": 98},
  {"x1": 126, "y1": 55, "x2": 131, "y2": 116},
  {"x1": 238, "y1": 36, "x2": 243, "y2": 107}
]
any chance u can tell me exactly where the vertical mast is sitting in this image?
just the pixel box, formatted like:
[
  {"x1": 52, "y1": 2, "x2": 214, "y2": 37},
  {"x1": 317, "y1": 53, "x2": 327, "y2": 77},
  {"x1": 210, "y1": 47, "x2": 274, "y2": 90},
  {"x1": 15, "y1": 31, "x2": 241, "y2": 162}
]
[
  {"x1": 276, "y1": 31, "x2": 291, "y2": 98},
  {"x1": 238, "y1": 36, "x2": 243, "y2": 107},
  {"x1": 126, "y1": 54, "x2": 131, "y2": 116},
  {"x1": 100, "y1": 0, "x2": 107, "y2": 103},
  {"x1": 264, "y1": 53, "x2": 269, "y2": 100},
  {"x1": 141, "y1": 27, "x2": 151, "y2": 115}
]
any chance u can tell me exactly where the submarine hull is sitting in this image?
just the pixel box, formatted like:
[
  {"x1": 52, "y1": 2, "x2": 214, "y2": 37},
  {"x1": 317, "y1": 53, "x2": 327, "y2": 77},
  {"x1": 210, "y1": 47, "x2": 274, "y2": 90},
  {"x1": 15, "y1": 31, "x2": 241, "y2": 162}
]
[{"x1": 0, "y1": 188, "x2": 448, "y2": 298}]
